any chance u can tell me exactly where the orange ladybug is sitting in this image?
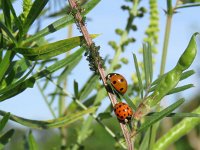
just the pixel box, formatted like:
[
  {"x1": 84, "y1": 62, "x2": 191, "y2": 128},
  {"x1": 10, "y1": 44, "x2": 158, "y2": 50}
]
[
  {"x1": 114, "y1": 102, "x2": 133, "y2": 123},
  {"x1": 106, "y1": 73, "x2": 128, "y2": 95}
]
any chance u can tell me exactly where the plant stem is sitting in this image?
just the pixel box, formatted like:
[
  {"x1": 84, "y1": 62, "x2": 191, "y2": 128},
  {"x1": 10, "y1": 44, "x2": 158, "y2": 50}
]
[
  {"x1": 160, "y1": 15, "x2": 172, "y2": 75},
  {"x1": 67, "y1": 0, "x2": 133, "y2": 149},
  {"x1": 36, "y1": 82, "x2": 56, "y2": 118},
  {"x1": 59, "y1": 24, "x2": 73, "y2": 149}
]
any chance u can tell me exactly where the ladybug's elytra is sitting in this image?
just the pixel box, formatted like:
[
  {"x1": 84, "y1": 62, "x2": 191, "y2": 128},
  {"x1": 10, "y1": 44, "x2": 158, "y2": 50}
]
[
  {"x1": 114, "y1": 102, "x2": 133, "y2": 123},
  {"x1": 106, "y1": 73, "x2": 128, "y2": 95}
]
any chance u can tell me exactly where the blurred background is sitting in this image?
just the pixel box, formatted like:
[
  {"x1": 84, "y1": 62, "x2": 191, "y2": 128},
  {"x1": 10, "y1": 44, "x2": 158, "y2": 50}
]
[{"x1": 0, "y1": 0, "x2": 200, "y2": 149}]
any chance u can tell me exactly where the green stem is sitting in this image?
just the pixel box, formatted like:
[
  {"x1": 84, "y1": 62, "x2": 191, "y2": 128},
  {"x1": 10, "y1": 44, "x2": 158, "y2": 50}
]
[
  {"x1": 59, "y1": 24, "x2": 73, "y2": 149},
  {"x1": 160, "y1": 15, "x2": 172, "y2": 75},
  {"x1": 151, "y1": 0, "x2": 174, "y2": 148},
  {"x1": 36, "y1": 82, "x2": 56, "y2": 118}
]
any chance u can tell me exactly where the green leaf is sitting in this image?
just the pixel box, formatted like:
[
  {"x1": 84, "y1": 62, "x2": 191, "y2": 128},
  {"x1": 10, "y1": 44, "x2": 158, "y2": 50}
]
[
  {"x1": 98, "y1": 112, "x2": 112, "y2": 120},
  {"x1": 133, "y1": 53, "x2": 143, "y2": 98},
  {"x1": 16, "y1": 34, "x2": 98, "y2": 60},
  {"x1": 74, "y1": 80, "x2": 79, "y2": 99},
  {"x1": 147, "y1": 112, "x2": 200, "y2": 118},
  {"x1": 4, "y1": 58, "x2": 32, "y2": 86},
  {"x1": 79, "y1": 74, "x2": 99, "y2": 100},
  {"x1": 0, "y1": 107, "x2": 96, "y2": 129},
  {"x1": 22, "y1": 0, "x2": 100, "y2": 44},
  {"x1": 0, "y1": 22, "x2": 16, "y2": 44},
  {"x1": 143, "y1": 43, "x2": 151, "y2": 87},
  {"x1": 57, "y1": 55, "x2": 82, "y2": 84},
  {"x1": 2, "y1": 0, "x2": 11, "y2": 29},
  {"x1": 28, "y1": 131, "x2": 38, "y2": 150},
  {"x1": 0, "y1": 113, "x2": 10, "y2": 132},
  {"x1": 0, "y1": 48, "x2": 84, "y2": 102},
  {"x1": 167, "y1": 84, "x2": 194, "y2": 95},
  {"x1": 0, "y1": 50, "x2": 15, "y2": 83},
  {"x1": 121, "y1": 94, "x2": 137, "y2": 111},
  {"x1": 137, "y1": 98, "x2": 184, "y2": 133},
  {"x1": 176, "y1": 2, "x2": 200, "y2": 9},
  {"x1": 180, "y1": 70, "x2": 195, "y2": 81},
  {"x1": 0, "y1": 129, "x2": 14, "y2": 145},
  {"x1": 23, "y1": 0, "x2": 48, "y2": 34},
  {"x1": 139, "y1": 129, "x2": 150, "y2": 150}
]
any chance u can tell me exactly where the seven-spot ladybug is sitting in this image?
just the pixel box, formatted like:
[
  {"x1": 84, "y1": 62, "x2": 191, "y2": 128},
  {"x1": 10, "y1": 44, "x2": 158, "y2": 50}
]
[
  {"x1": 114, "y1": 102, "x2": 133, "y2": 123},
  {"x1": 106, "y1": 73, "x2": 128, "y2": 95}
]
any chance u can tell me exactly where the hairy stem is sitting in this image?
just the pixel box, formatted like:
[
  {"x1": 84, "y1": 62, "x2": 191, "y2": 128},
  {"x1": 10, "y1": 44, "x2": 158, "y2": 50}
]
[{"x1": 67, "y1": 0, "x2": 133, "y2": 149}]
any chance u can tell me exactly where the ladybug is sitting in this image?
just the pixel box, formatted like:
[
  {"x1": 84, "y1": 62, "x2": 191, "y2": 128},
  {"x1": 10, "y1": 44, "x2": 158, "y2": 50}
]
[
  {"x1": 106, "y1": 73, "x2": 128, "y2": 95},
  {"x1": 114, "y1": 102, "x2": 133, "y2": 123}
]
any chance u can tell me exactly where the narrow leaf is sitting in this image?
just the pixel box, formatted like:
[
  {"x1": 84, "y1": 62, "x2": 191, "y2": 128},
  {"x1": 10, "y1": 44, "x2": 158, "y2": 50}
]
[
  {"x1": 0, "y1": 50, "x2": 15, "y2": 83},
  {"x1": 74, "y1": 80, "x2": 79, "y2": 99},
  {"x1": 28, "y1": 131, "x2": 38, "y2": 150},
  {"x1": 137, "y1": 98, "x2": 184, "y2": 133},
  {"x1": 167, "y1": 84, "x2": 194, "y2": 95},
  {"x1": 133, "y1": 53, "x2": 143, "y2": 98},
  {"x1": 180, "y1": 70, "x2": 195, "y2": 81},
  {"x1": 0, "y1": 129, "x2": 14, "y2": 145},
  {"x1": 16, "y1": 34, "x2": 98, "y2": 60},
  {"x1": 22, "y1": 0, "x2": 100, "y2": 44},
  {"x1": 121, "y1": 94, "x2": 137, "y2": 111},
  {"x1": 79, "y1": 75, "x2": 99, "y2": 100},
  {"x1": 147, "y1": 43, "x2": 153, "y2": 82},
  {"x1": 143, "y1": 43, "x2": 150, "y2": 87},
  {"x1": 147, "y1": 112, "x2": 200, "y2": 118},
  {"x1": 176, "y1": 3, "x2": 200, "y2": 9},
  {"x1": 0, "y1": 113, "x2": 10, "y2": 132},
  {"x1": 0, "y1": 22, "x2": 17, "y2": 44},
  {"x1": 0, "y1": 49, "x2": 83, "y2": 101},
  {"x1": 0, "y1": 107, "x2": 96, "y2": 129},
  {"x1": 2, "y1": 0, "x2": 11, "y2": 29},
  {"x1": 23, "y1": 0, "x2": 48, "y2": 34}
]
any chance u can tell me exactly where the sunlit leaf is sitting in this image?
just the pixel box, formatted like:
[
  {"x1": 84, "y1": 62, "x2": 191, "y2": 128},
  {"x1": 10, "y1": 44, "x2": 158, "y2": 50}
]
[
  {"x1": 137, "y1": 99, "x2": 184, "y2": 133},
  {"x1": 0, "y1": 107, "x2": 96, "y2": 129},
  {"x1": 16, "y1": 34, "x2": 98, "y2": 60}
]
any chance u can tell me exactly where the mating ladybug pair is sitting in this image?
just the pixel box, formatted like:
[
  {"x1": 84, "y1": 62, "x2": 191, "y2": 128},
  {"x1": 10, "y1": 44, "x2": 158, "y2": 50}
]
[{"x1": 106, "y1": 73, "x2": 133, "y2": 123}]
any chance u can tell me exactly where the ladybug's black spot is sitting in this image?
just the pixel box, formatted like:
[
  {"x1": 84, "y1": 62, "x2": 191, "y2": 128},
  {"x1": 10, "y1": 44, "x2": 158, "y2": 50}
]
[
  {"x1": 119, "y1": 105, "x2": 122, "y2": 107},
  {"x1": 117, "y1": 114, "x2": 120, "y2": 117},
  {"x1": 127, "y1": 107, "x2": 129, "y2": 110},
  {"x1": 120, "y1": 79, "x2": 124, "y2": 82},
  {"x1": 123, "y1": 109, "x2": 125, "y2": 112},
  {"x1": 124, "y1": 114, "x2": 126, "y2": 116},
  {"x1": 120, "y1": 88, "x2": 124, "y2": 91},
  {"x1": 112, "y1": 81, "x2": 117, "y2": 84},
  {"x1": 118, "y1": 110, "x2": 121, "y2": 113}
]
